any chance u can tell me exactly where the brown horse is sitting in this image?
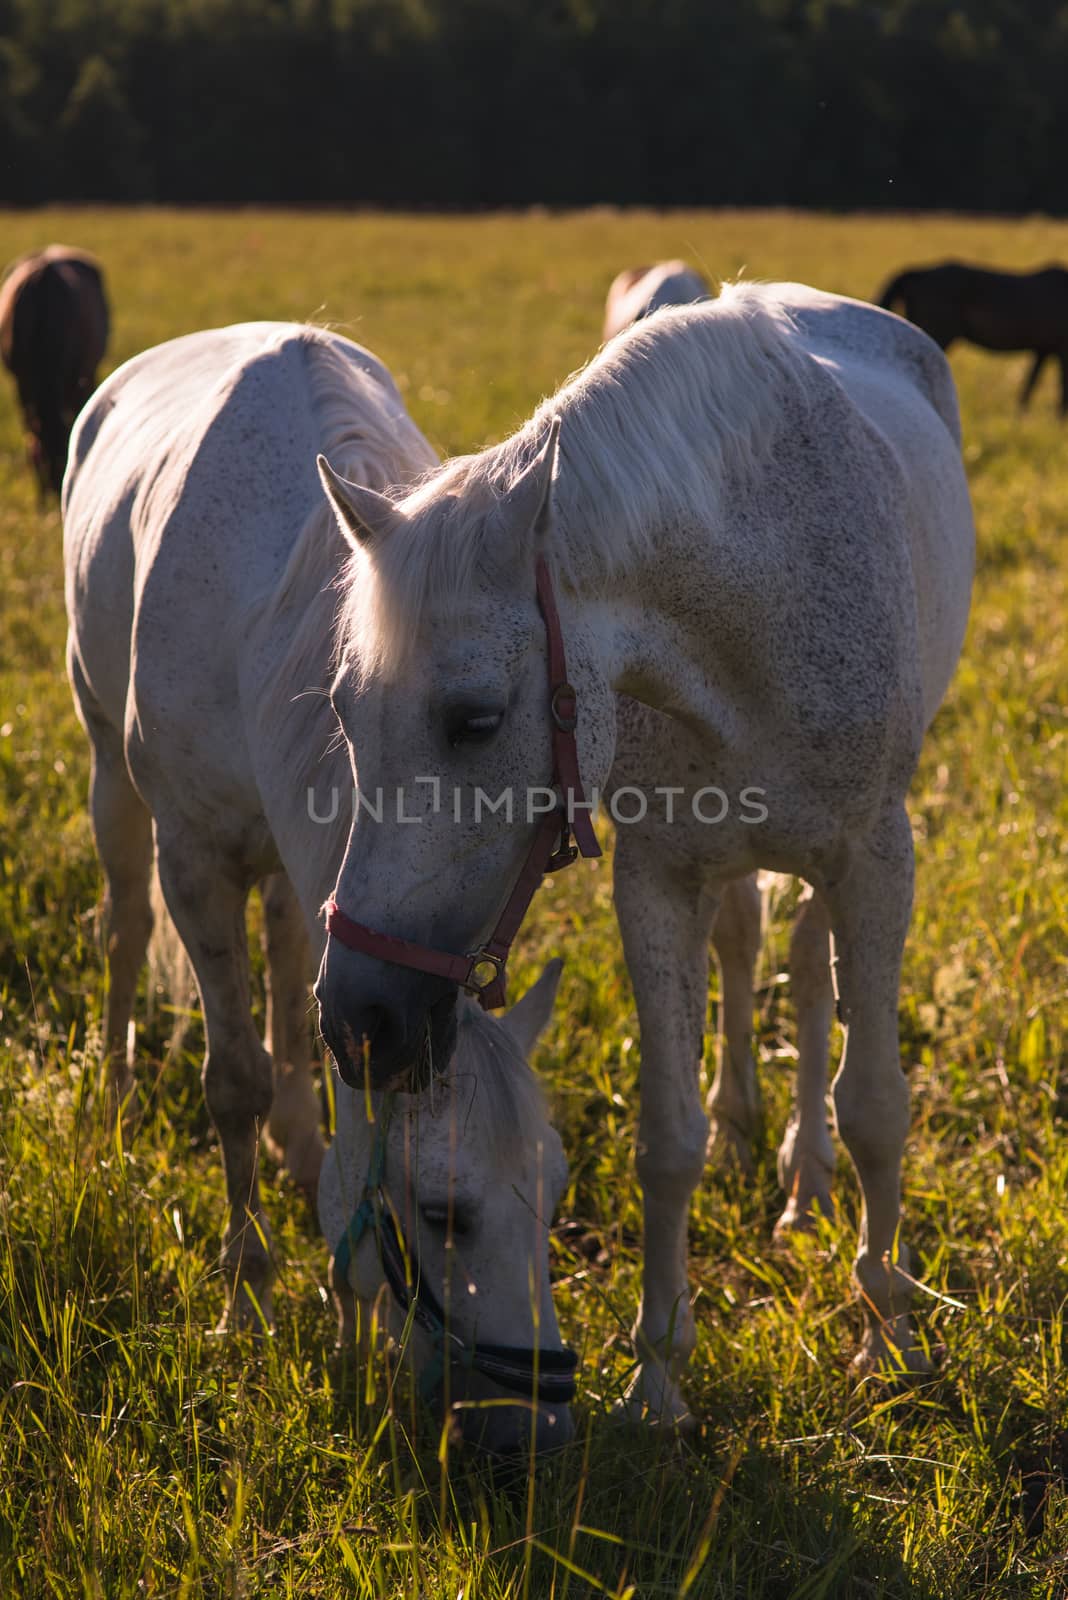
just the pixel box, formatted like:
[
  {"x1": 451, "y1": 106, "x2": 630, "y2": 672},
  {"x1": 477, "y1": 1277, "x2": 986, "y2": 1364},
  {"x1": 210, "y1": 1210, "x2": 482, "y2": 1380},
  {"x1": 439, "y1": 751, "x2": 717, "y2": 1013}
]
[
  {"x1": 0, "y1": 245, "x2": 110, "y2": 500},
  {"x1": 878, "y1": 261, "x2": 1068, "y2": 415}
]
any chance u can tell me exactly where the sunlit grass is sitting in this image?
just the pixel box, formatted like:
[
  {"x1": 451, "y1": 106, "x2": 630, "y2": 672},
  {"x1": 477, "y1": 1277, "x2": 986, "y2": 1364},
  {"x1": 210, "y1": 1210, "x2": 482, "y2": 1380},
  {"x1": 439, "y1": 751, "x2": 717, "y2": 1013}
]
[{"x1": 2, "y1": 207, "x2": 1068, "y2": 1596}]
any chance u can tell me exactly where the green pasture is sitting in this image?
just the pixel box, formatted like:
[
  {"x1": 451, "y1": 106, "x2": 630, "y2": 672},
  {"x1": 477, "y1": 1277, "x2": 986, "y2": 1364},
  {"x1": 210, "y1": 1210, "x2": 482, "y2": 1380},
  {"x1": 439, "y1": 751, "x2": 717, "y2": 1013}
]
[{"x1": 2, "y1": 209, "x2": 1068, "y2": 1598}]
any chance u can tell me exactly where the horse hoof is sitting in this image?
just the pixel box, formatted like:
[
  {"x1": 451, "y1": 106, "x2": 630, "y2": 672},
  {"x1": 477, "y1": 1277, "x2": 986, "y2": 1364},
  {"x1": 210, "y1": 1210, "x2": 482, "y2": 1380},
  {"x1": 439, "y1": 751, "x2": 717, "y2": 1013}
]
[
  {"x1": 288, "y1": 1155, "x2": 325, "y2": 1209},
  {"x1": 213, "y1": 1305, "x2": 276, "y2": 1339},
  {"x1": 289, "y1": 1130, "x2": 326, "y2": 1189},
  {"x1": 612, "y1": 1372, "x2": 695, "y2": 1434},
  {"x1": 105, "y1": 1078, "x2": 145, "y2": 1141},
  {"x1": 772, "y1": 1189, "x2": 833, "y2": 1239},
  {"x1": 706, "y1": 1119, "x2": 757, "y2": 1178},
  {"x1": 262, "y1": 1127, "x2": 326, "y2": 1195},
  {"x1": 214, "y1": 1272, "x2": 277, "y2": 1338},
  {"x1": 611, "y1": 1397, "x2": 697, "y2": 1435},
  {"x1": 851, "y1": 1329, "x2": 936, "y2": 1384}
]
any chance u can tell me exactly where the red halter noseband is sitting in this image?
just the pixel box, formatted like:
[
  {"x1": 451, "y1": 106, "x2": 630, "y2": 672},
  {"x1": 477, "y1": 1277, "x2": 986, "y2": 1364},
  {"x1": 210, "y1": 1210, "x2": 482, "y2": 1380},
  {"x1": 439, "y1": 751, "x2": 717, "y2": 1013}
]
[{"x1": 325, "y1": 556, "x2": 602, "y2": 1010}]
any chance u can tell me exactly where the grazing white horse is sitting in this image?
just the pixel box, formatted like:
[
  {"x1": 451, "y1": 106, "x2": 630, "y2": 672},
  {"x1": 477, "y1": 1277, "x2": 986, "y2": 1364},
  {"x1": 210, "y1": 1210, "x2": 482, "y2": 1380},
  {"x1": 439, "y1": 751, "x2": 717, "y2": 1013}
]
[
  {"x1": 602, "y1": 260, "x2": 709, "y2": 341},
  {"x1": 62, "y1": 322, "x2": 575, "y2": 1453},
  {"x1": 318, "y1": 964, "x2": 575, "y2": 1454},
  {"x1": 315, "y1": 282, "x2": 975, "y2": 1425}
]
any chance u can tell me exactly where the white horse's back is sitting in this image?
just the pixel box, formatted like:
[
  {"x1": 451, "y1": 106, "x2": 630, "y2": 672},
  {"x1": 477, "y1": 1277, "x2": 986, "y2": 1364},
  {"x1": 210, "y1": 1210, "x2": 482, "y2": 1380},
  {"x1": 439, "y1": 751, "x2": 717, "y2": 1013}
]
[
  {"x1": 65, "y1": 321, "x2": 428, "y2": 570},
  {"x1": 65, "y1": 325, "x2": 435, "y2": 830}
]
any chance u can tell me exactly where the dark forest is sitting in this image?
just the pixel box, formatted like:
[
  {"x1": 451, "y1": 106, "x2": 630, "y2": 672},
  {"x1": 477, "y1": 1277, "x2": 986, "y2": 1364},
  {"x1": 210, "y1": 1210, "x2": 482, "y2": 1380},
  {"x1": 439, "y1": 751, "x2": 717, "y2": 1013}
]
[{"x1": 1, "y1": 0, "x2": 1064, "y2": 211}]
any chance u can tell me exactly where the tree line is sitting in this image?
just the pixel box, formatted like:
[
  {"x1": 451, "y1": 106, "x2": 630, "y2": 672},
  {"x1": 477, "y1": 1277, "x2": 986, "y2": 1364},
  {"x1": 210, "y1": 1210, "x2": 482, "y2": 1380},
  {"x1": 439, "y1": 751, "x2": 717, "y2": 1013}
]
[{"x1": 1, "y1": 0, "x2": 1066, "y2": 212}]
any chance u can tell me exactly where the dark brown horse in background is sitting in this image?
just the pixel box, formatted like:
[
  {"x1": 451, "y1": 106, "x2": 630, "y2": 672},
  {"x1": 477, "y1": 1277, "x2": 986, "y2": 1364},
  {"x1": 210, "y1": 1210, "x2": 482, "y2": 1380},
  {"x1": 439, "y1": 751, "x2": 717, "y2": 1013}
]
[
  {"x1": 0, "y1": 246, "x2": 110, "y2": 500},
  {"x1": 879, "y1": 261, "x2": 1068, "y2": 416}
]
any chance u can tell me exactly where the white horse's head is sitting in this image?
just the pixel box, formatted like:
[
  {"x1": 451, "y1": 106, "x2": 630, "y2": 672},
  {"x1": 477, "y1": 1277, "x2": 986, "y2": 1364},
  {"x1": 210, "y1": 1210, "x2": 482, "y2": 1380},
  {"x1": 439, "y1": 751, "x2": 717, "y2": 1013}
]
[
  {"x1": 314, "y1": 421, "x2": 617, "y2": 1086},
  {"x1": 318, "y1": 962, "x2": 574, "y2": 1455}
]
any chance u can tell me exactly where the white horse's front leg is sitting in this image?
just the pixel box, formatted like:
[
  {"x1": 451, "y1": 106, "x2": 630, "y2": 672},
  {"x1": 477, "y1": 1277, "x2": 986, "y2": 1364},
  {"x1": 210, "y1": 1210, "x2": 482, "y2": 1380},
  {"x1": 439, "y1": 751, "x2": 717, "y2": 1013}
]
[
  {"x1": 707, "y1": 874, "x2": 762, "y2": 1172},
  {"x1": 823, "y1": 808, "x2": 927, "y2": 1375},
  {"x1": 775, "y1": 887, "x2": 836, "y2": 1232},
  {"x1": 614, "y1": 835, "x2": 717, "y2": 1429}
]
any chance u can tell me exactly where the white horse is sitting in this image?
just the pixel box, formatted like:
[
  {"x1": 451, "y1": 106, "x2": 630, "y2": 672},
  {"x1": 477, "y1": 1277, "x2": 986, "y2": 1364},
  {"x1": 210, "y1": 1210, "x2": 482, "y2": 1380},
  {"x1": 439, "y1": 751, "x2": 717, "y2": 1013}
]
[
  {"x1": 62, "y1": 322, "x2": 575, "y2": 1453},
  {"x1": 318, "y1": 965, "x2": 575, "y2": 1454},
  {"x1": 315, "y1": 282, "x2": 975, "y2": 1426},
  {"x1": 602, "y1": 260, "x2": 709, "y2": 342}
]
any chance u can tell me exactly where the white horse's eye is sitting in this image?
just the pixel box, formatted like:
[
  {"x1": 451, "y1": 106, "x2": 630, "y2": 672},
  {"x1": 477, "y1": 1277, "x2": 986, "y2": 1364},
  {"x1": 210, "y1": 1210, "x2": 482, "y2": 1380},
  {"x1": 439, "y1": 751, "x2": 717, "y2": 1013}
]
[
  {"x1": 447, "y1": 710, "x2": 502, "y2": 748},
  {"x1": 420, "y1": 1203, "x2": 471, "y2": 1238}
]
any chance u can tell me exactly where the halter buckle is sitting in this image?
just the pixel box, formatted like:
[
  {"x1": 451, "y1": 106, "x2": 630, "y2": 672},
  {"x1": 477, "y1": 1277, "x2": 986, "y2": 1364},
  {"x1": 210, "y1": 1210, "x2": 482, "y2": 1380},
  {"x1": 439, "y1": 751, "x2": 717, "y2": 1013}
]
[
  {"x1": 550, "y1": 682, "x2": 578, "y2": 733},
  {"x1": 463, "y1": 949, "x2": 504, "y2": 996},
  {"x1": 546, "y1": 817, "x2": 579, "y2": 872}
]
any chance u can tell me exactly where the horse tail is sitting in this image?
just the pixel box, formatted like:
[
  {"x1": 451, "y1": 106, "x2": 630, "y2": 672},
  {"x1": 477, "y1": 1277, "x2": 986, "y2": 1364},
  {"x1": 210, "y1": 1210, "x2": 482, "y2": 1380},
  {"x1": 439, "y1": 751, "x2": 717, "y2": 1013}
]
[
  {"x1": 878, "y1": 271, "x2": 913, "y2": 313},
  {"x1": 31, "y1": 264, "x2": 68, "y2": 423},
  {"x1": 146, "y1": 859, "x2": 198, "y2": 1062}
]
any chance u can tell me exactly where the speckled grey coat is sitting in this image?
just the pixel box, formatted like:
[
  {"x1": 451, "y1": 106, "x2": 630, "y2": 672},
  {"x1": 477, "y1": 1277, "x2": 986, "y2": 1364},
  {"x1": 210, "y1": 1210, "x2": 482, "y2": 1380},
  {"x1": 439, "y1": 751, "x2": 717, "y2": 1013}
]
[{"x1": 317, "y1": 281, "x2": 975, "y2": 1422}]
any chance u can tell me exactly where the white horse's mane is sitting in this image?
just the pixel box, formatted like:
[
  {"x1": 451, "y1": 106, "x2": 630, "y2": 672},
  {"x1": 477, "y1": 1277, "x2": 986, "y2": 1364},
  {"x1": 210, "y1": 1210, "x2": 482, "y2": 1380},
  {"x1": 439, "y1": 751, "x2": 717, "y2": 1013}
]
[
  {"x1": 242, "y1": 327, "x2": 437, "y2": 890},
  {"x1": 447, "y1": 1000, "x2": 548, "y2": 1158},
  {"x1": 252, "y1": 324, "x2": 436, "y2": 684},
  {"x1": 341, "y1": 280, "x2": 818, "y2": 680},
  {"x1": 384, "y1": 999, "x2": 547, "y2": 1167}
]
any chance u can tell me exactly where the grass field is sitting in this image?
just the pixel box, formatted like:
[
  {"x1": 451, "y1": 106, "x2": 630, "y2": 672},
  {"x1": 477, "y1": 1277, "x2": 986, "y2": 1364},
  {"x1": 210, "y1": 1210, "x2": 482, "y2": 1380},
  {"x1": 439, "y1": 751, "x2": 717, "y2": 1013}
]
[{"x1": 2, "y1": 208, "x2": 1068, "y2": 1598}]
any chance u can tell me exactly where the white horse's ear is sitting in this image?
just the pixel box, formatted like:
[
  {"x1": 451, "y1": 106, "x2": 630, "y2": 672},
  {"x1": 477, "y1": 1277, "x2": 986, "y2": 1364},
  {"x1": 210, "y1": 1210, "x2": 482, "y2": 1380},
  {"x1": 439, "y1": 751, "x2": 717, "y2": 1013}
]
[
  {"x1": 502, "y1": 957, "x2": 564, "y2": 1057},
  {"x1": 317, "y1": 454, "x2": 401, "y2": 550},
  {"x1": 496, "y1": 416, "x2": 560, "y2": 546}
]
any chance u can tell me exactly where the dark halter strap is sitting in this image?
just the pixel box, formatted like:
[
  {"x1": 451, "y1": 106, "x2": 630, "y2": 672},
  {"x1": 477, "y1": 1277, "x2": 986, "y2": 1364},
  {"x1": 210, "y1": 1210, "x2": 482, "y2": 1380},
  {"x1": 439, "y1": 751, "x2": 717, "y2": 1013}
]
[{"x1": 325, "y1": 555, "x2": 601, "y2": 1009}]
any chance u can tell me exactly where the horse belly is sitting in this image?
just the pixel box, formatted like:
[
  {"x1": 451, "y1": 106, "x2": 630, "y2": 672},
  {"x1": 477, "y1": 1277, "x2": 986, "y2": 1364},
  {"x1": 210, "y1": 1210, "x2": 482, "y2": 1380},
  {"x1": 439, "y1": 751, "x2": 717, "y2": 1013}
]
[
  {"x1": 966, "y1": 275, "x2": 1068, "y2": 352},
  {"x1": 964, "y1": 307, "x2": 1034, "y2": 353}
]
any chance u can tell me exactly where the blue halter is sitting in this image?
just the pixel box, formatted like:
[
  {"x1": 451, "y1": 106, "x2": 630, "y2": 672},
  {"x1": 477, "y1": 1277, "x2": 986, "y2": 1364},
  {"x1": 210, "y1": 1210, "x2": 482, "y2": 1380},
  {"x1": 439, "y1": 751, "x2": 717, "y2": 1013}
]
[{"x1": 332, "y1": 1095, "x2": 579, "y2": 1408}]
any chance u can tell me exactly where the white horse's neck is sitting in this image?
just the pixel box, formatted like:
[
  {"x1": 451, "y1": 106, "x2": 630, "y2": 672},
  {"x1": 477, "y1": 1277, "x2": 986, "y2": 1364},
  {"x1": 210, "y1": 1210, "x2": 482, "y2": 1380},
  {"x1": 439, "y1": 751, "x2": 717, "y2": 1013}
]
[{"x1": 241, "y1": 513, "x2": 358, "y2": 928}]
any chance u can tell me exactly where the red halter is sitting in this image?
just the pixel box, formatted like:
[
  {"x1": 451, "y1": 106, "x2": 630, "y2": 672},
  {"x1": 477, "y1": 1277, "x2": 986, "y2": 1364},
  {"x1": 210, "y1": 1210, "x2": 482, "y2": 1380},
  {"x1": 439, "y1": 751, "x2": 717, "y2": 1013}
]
[{"x1": 325, "y1": 556, "x2": 602, "y2": 1010}]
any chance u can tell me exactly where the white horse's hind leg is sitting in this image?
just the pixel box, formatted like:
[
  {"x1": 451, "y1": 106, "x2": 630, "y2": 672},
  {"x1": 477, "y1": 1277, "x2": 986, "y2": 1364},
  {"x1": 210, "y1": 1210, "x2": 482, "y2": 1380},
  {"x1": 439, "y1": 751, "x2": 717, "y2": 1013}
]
[
  {"x1": 706, "y1": 875, "x2": 762, "y2": 1172},
  {"x1": 260, "y1": 872, "x2": 325, "y2": 1196},
  {"x1": 155, "y1": 840, "x2": 275, "y2": 1330},
  {"x1": 775, "y1": 888, "x2": 836, "y2": 1232},
  {"x1": 613, "y1": 835, "x2": 716, "y2": 1428},
  {"x1": 823, "y1": 808, "x2": 926, "y2": 1375},
  {"x1": 76, "y1": 680, "x2": 153, "y2": 1124}
]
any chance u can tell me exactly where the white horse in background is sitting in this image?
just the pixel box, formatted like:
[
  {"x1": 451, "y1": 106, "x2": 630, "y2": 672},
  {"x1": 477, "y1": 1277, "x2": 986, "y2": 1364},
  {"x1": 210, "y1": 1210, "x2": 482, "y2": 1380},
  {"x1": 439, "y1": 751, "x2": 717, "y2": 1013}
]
[
  {"x1": 62, "y1": 323, "x2": 575, "y2": 1454},
  {"x1": 315, "y1": 282, "x2": 975, "y2": 1427},
  {"x1": 602, "y1": 260, "x2": 709, "y2": 341}
]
